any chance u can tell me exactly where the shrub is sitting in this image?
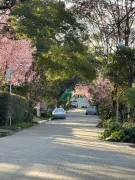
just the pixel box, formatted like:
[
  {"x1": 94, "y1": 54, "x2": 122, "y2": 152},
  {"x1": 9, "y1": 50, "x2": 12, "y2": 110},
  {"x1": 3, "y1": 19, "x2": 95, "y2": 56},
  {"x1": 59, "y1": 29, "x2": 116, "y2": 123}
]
[
  {"x1": 122, "y1": 123, "x2": 135, "y2": 143},
  {"x1": 0, "y1": 92, "x2": 10, "y2": 125},
  {"x1": 41, "y1": 111, "x2": 52, "y2": 117},
  {"x1": 103, "y1": 118, "x2": 121, "y2": 130},
  {"x1": 10, "y1": 94, "x2": 29, "y2": 124},
  {"x1": 99, "y1": 103, "x2": 113, "y2": 121},
  {"x1": 101, "y1": 118, "x2": 122, "y2": 140},
  {"x1": 0, "y1": 91, "x2": 34, "y2": 126},
  {"x1": 101, "y1": 128, "x2": 111, "y2": 139},
  {"x1": 47, "y1": 111, "x2": 52, "y2": 117},
  {"x1": 102, "y1": 119, "x2": 135, "y2": 143},
  {"x1": 108, "y1": 121, "x2": 122, "y2": 132},
  {"x1": 111, "y1": 130, "x2": 125, "y2": 141}
]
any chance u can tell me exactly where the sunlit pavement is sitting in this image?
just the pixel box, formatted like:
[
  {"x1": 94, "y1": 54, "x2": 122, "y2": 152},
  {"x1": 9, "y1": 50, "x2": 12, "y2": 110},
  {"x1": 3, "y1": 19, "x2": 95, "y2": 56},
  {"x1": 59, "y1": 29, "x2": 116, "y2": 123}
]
[{"x1": 0, "y1": 109, "x2": 135, "y2": 180}]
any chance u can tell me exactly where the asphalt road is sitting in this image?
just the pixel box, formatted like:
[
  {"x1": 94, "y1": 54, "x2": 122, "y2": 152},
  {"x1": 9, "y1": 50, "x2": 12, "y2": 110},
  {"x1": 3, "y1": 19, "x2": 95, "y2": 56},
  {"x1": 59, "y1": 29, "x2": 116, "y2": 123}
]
[{"x1": 0, "y1": 109, "x2": 135, "y2": 180}]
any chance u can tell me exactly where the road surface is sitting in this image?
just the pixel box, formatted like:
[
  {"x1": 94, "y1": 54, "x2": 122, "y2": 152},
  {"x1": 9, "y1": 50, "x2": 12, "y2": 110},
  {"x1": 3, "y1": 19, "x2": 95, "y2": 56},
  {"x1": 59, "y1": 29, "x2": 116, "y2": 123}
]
[{"x1": 0, "y1": 109, "x2": 135, "y2": 180}]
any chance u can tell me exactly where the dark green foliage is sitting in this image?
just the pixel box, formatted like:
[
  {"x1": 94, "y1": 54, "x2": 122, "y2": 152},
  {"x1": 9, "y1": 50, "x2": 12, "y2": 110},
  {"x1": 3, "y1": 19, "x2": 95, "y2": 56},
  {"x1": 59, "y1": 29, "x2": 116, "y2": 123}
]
[
  {"x1": 41, "y1": 77, "x2": 82, "y2": 106},
  {"x1": 107, "y1": 120, "x2": 122, "y2": 132},
  {"x1": 102, "y1": 128, "x2": 111, "y2": 139},
  {"x1": 11, "y1": 84, "x2": 29, "y2": 97},
  {"x1": 99, "y1": 103, "x2": 113, "y2": 121},
  {"x1": 10, "y1": 94, "x2": 29, "y2": 124},
  {"x1": 101, "y1": 119, "x2": 122, "y2": 140},
  {"x1": 122, "y1": 122, "x2": 135, "y2": 143},
  {"x1": 125, "y1": 87, "x2": 135, "y2": 108},
  {"x1": 25, "y1": 100, "x2": 34, "y2": 122},
  {"x1": 0, "y1": 91, "x2": 34, "y2": 126},
  {"x1": 9, "y1": 0, "x2": 96, "y2": 81},
  {"x1": 102, "y1": 119, "x2": 135, "y2": 143},
  {"x1": 0, "y1": 92, "x2": 10, "y2": 125},
  {"x1": 111, "y1": 130, "x2": 125, "y2": 142},
  {"x1": 41, "y1": 111, "x2": 52, "y2": 118},
  {"x1": 108, "y1": 47, "x2": 135, "y2": 87}
]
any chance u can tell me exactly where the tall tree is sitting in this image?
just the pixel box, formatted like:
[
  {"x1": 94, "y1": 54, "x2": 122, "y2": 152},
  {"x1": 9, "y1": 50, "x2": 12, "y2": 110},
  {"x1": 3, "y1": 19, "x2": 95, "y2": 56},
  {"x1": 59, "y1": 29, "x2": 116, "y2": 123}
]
[
  {"x1": 9, "y1": 0, "x2": 97, "y2": 81},
  {"x1": 72, "y1": 83, "x2": 92, "y2": 100},
  {"x1": 88, "y1": 73, "x2": 113, "y2": 113},
  {"x1": 108, "y1": 46, "x2": 135, "y2": 88},
  {"x1": 73, "y1": 0, "x2": 135, "y2": 57},
  {"x1": 0, "y1": 36, "x2": 33, "y2": 85}
]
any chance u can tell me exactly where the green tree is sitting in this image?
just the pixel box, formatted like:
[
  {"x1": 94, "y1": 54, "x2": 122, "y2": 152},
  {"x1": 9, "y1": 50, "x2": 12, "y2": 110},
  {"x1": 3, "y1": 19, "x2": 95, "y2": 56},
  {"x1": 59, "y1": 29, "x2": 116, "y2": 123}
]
[
  {"x1": 106, "y1": 46, "x2": 135, "y2": 121},
  {"x1": 125, "y1": 84, "x2": 135, "y2": 121},
  {"x1": 125, "y1": 86, "x2": 135, "y2": 109},
  {"x1": 108, "y1": 47, "x2": 135, "y2": 88},
  {"x1": 9, "y1": 0, "x2": 96, "y2": 81}
]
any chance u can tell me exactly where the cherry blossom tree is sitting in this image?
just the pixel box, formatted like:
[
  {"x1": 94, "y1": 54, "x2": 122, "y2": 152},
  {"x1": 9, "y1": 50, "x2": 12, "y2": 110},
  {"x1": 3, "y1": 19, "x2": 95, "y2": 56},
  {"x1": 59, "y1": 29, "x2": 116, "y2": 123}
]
[
  {"x1": 0, "y1": 5, "x2": 33, "y2": 86},
  {"x1": 89, "y1": 74, "x2": 112, "y2": 104},
  {"x1": 73, "y1": 74, "x2": 113, "y2": 116},
  {"x1": 88, "y1": 73, "x2": 113, "y2": 116},
  {"x1": 72, "y1": 74, "x2": 112, "y2": 103},
  {"x1": 72, "y1": 83, "x2": 92, "y2": 100},
  {"x1": 0, "y1": 36, "x2": 33, "y2": 85}
]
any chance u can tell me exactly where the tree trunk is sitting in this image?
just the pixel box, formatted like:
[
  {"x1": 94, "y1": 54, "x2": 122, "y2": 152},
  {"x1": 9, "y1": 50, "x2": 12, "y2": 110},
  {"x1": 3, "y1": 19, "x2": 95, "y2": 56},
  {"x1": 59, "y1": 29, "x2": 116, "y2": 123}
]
[{"x1": 112, "y1": 87, "x2": 117, "y2": 118}]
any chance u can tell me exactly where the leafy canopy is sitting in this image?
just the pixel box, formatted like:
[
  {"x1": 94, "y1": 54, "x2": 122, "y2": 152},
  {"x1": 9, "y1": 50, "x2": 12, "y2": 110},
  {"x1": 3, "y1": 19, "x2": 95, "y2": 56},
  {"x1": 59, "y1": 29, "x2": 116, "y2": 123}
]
[
  {"x1": 107, "y1": 47, "x2": 135, "y2": 87},
  {"x1": 9, "y1": 0, "x2": 96, "y2": 81}
]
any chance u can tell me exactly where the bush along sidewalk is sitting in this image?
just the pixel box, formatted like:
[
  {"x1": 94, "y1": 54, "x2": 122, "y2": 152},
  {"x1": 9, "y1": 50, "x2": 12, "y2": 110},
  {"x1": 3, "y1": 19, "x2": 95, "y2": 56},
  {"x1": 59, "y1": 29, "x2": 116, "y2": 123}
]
[
  {"x1": 0, "y1": 91, "x2": 36, "y2": 137},
  {"x1": 101, "y1": 118, "x2": 135, "y2": 143},
  {"x1": 0, "y1": 91, "x2": 34, "y2": 126}
]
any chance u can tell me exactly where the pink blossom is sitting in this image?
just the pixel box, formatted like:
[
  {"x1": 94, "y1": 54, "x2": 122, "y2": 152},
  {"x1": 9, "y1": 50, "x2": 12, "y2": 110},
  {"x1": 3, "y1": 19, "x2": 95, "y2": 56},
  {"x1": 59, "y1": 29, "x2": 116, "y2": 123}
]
[
  {"x1": 72, "y1": 83, "x2": 92, "y2": 100},
  {"x1": 72, "y1": 74, "x2": 113, "y2": 105},
  {"x1": 0, "y1": 36, "x2": 33, "y2": 84},
  {"x1": 89, "y1": 73, "x2": 113, "y2": 105}
]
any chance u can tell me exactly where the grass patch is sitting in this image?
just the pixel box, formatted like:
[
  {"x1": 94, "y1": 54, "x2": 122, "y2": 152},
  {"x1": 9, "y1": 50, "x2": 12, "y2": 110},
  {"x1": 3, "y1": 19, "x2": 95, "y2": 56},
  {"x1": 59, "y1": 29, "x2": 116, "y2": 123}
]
[
  {"x1": 0, "y1": 122, "x2": 35, "y2": 131},
  {"x1": 0, "y1": 129, "x2": 11, "y2": 137},
  {"x1": 11, "y1": 122, "x2": 34, "y2": 129},
  {"x1": 0, "y1": 129, "x2": 11, "y2": 133},
  {"x1": 33, "y1": 116, "x2": 48, "y2": 121},
  {"x1": 0, "y1": 121, "x2": 38, "y2": 138}
]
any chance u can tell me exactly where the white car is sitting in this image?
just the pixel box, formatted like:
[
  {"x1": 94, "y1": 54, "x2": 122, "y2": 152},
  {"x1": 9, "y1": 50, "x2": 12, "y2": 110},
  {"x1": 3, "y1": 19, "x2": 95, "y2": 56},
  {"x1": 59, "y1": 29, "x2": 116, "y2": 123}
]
[
  {"x1": 81, "y1": 103, "x2": 89, "y2": 108},
  {"x1": 52, "y1": 108, "x2": 66, "y2": 119},
  {"x1": 86, "y1": 106, "x2": 97, "y2": 115},
  {"x1": 70, "y1": 101, "x2": 78, "y2": 108}
]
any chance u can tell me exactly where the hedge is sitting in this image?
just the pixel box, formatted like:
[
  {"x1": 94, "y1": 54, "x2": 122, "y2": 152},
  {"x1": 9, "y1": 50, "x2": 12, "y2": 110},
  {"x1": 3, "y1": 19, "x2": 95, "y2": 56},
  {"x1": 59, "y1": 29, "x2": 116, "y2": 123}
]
[{"x1": 0, "y1": 91, "x2": 34, "y2": 126}]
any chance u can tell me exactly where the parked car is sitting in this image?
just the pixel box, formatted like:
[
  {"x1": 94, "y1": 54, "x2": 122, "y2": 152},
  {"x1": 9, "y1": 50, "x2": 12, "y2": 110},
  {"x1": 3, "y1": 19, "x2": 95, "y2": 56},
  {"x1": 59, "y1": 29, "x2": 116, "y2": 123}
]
[
  {"x1": 81, "y1": 103, "x2": 89, "y2": 108},
  {"x1": 86, "y1": 106, "x2": 97, "y2": 115},
  {"x1": 52, "y1": 108, "x2": 66, "y2": 119},
  {"x1": 70, "y1": 101, "x2": 78, "y2": 108}
]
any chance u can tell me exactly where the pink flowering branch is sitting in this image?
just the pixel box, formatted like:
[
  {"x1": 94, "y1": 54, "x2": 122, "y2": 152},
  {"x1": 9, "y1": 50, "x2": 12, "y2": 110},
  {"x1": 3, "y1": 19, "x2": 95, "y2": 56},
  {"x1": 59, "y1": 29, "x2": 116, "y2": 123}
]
[{"x1": 0, "y1": 36, "x2": 34, "y2": 85}]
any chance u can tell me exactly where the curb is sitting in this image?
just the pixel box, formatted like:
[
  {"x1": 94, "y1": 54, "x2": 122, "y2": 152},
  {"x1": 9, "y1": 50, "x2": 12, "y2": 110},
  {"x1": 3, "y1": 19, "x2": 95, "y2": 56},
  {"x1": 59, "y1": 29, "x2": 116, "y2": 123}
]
[
  {"x1": 0, "y1": 130, "x2": 15, "y2": 138},
  {"x1": 38, "y1": 118, "x2": 51, "y2": 124},
  {"x1": 0, "y1": 119, "x2": 51, "y2": 138}
]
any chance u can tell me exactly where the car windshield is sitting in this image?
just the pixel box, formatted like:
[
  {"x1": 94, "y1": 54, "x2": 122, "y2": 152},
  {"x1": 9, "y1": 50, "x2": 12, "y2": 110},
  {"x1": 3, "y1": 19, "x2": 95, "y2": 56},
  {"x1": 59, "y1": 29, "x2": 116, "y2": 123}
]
[
  {"x1": 88, "y1": 106, "x2": 94, "y2": 109},
  {"x1": 54, "y1": 108, "x2": 64, "y2": 113}
]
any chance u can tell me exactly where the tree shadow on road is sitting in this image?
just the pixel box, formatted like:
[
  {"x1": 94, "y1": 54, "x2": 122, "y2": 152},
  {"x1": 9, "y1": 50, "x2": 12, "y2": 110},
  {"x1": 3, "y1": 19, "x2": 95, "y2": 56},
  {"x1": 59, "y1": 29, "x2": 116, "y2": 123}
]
[{"x1": 0, "y1": 116, "x2": 135, "y2": 180}]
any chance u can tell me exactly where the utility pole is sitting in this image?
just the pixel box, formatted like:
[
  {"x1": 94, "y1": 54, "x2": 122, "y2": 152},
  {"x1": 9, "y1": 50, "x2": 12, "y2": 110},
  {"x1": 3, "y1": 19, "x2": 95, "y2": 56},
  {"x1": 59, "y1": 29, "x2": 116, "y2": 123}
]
[{"x1": 6, "y1": 67, "x2": 12, "y2": 126}]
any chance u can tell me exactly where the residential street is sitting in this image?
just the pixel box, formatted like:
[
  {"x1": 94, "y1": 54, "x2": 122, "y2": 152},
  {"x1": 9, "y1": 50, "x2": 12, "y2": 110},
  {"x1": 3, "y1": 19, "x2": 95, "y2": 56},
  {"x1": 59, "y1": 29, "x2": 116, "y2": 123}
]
[{"x1": 0, "y1": 109, "x2": 135, "y2": 180}]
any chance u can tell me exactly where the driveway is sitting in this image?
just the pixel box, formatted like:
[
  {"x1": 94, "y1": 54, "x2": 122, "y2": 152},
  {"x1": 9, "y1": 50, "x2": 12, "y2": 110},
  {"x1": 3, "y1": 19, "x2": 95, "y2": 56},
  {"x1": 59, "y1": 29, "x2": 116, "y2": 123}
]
[{"x1": 0, "y1": 109, "x2": 135, "y2": 180}]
